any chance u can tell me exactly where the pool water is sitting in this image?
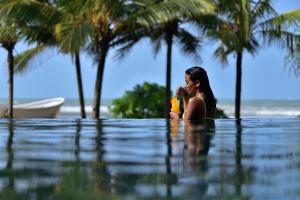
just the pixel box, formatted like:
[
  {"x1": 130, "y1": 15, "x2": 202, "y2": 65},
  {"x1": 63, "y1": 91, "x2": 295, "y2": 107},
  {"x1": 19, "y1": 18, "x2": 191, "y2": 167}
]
[{"x1": 0, "y1": 118, "x2": 299, "y2": 199}]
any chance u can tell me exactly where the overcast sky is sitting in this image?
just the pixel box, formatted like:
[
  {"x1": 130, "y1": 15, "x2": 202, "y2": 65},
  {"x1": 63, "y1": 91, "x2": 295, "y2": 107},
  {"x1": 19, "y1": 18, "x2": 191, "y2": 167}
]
[{"x1": 0, "y1": 0, "x2": 299, "y2": 100}]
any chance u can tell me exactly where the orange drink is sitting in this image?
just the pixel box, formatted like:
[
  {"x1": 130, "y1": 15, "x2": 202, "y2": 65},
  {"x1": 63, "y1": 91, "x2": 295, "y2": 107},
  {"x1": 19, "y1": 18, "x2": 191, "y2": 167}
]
[{"x1": 171, "y1": 97, "x2": 180, "y2": 113}]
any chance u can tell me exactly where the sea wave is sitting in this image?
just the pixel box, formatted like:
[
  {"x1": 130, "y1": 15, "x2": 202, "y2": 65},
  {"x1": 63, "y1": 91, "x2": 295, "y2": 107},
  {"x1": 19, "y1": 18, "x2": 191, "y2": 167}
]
[
  {"x1": 60, "y1": 104, "x2": 300, "y2": 118},
  {"x1": 218, "y1": 105, "x2": 300, "y2": 117},
  {"x1": 255, "y1": 110, "x2": 300, "y2": 116},
  {"x1": 61, "y1": 105, "x2": 109, "y2": 113}
]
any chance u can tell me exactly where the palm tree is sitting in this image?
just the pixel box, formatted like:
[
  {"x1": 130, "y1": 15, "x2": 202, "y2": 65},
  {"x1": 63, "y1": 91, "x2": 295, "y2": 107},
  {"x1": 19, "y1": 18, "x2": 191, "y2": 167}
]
[
  {"x1": 208, "y1": 0, "x2": 282, "y2": 118},
  {"x1": 0, "y1": 18, "x2": 21, "y2": 118},
  {"x1": 114, "y1": 0, "x2": 215, "y2": 118},
  {"x1": 140, "y1": 0, "x2": 214, "y2": 118},
  {"x1": 0, "y1": 0, "x2": 88, "y2": 118},
  {"x1": 56, "y1": 0, "x2": 210, "y2": 119},
  {"x1": 45, "y1": 0, "x2": 139, "y2": 118},
  {"x1": 54, "y1": 12, "x2": 91, "y2": 118},
  {"x1": 0, "y1": 0, "x2": 63, "y2": 118},
  {"x1": 1, "y1": 0, "x2": 212, "y2": 119}
]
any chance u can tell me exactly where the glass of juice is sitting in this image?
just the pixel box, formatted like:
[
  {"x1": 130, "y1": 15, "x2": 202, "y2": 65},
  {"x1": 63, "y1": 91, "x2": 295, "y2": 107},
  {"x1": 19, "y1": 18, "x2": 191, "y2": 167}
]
[{"x1": 171, "y1": 97, "x2": 180, "y2": 113}]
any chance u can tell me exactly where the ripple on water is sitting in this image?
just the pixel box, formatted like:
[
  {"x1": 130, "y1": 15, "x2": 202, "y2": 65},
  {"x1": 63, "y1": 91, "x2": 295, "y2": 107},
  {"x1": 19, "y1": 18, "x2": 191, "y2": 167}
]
[{"x1": 0, "y1": 118, "x2": 299, "y2": 199}]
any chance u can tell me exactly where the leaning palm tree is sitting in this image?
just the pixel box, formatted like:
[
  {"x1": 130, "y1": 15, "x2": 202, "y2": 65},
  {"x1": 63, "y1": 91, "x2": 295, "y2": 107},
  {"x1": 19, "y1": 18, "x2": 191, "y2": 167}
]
[
  {"x1": 53, "y1": 10, "x2": 91, "y2": 118},
  {"x1": 207, "y1": 0, "x2": 285, "y2": 118}
]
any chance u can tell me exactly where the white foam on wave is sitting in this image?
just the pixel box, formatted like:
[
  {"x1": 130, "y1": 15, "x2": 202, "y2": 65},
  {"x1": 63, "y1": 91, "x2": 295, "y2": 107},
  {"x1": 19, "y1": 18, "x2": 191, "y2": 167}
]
[
  {"x1": 60, "y1": 101, "x2": 300, "y2": 117},
  {"x1": 60, "y1": 105, "x2": 109, "y2": 113},
  {"x1": 255, "y1": 110, "x2": 300, "y2": 116},
  {"x1": 218, "y1": 105, "x2": 300, "y2": 117}
]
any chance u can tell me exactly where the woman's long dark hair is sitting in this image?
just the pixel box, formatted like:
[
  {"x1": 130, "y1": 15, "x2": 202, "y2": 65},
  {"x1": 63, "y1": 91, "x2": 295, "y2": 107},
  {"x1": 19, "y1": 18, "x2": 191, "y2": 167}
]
[{"x1": 185, "y1": 66, "x2": 216, "y2": 117}]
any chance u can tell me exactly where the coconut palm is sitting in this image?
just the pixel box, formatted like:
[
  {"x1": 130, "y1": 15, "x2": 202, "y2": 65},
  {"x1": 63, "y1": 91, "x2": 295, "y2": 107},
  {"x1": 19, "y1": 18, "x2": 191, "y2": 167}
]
[
  {"x1": 0, "y1": 0, "x2": 63, "y2": 118},
  {"x1": 52, "y1": 8, "x2": 92, "y2": 118},
  {"x1": 0, "y1": 0, "x2": 213, "y2": 119},
  {"x1": 0, "y1": 17, "x2": 22, "y2": 118},
  {"x1": 55, "y1": 0, "x2": 213, "y2": 119},
  {"x1": 115, "y1": 0, "x2": 215, "y2": 118},
  {"x1": 0, "y1": 0, "x2": 88, "y2": 118},
  {"x1": 137, "y1": 0, "x2": 215, "y2": 118},
  {"x1": 207, "y1": 0, "x2": 284, "y2": 118}
]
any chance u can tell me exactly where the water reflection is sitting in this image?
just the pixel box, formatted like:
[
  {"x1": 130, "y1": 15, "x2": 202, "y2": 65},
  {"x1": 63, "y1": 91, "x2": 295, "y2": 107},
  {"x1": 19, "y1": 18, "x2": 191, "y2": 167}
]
[
  {"x1": 181, "y1": 120, "x2": 214, "y2": 198},
  {"x1": 5, "y1": 120, "x2": 15, "y2": 191},
  {"x1": 94, "y1": 120, "x2": 111, "y2": 193},
  {"x1": 0, "y1": 118, "x2": 299, "y2": 199},
  {"x1": 235, "y1": 119, "x2": 243, "y2": 196},
  {"x1": 74, "y1": 119, "x2": 81, "y2": 160}
]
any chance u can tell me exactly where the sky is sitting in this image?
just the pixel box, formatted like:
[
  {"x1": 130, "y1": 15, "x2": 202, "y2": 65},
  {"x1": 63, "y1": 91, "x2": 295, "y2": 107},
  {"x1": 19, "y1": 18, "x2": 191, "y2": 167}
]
[{"x1": 0, "y1": 0, "x2": 299, "y2": 101}]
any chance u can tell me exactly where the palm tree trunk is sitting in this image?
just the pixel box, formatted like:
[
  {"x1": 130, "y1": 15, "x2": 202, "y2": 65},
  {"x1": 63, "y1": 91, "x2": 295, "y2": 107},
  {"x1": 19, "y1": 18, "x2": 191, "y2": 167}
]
[
  {"x1": 7, "y1": 48, "x2": 14, "y2": 118},
  {"x1": 74, "y1": 51, "x2": 86, "y2": 118},
  {"x1": 92, "y1": 43, "x2": 109, "y2": 119},
  {"x1": 165, "y1": 34, "x2": 173, "y2": 119},
  {"x1": 235, "y1": 52, "x2": 243, "y2": 119}
]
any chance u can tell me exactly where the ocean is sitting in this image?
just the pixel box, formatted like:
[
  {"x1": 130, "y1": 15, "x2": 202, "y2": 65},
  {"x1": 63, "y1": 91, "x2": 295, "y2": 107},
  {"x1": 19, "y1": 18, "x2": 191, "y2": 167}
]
[
  {"x1": 217, "y1": 99, "x2": 300, "y2": 117},
  {"x1": 3, "y1": 98, "x2": 300, "y2": 118}
]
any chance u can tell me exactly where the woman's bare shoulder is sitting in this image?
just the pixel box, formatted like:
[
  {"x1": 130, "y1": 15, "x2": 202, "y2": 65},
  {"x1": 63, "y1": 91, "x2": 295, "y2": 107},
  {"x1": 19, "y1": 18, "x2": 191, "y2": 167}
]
[
  {"x1": 189, "y1": 96, "x2": 205, "y2": 105},
  {"x1": 185, "y1": 97, "x2": 206, "y2": 120}
]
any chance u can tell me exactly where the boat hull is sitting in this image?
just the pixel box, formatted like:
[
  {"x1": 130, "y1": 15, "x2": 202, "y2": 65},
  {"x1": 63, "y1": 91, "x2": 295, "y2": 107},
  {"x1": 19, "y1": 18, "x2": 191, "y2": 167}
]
[{"x1": 0, "y1": 98, "x2": 64, "y2": 118}]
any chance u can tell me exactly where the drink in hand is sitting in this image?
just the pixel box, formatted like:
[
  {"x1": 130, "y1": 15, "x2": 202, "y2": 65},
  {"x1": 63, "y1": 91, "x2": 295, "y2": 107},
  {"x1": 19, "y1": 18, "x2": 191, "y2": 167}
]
[{"x1": 171, "y1": 97, "x2": 180, "y2": 113}]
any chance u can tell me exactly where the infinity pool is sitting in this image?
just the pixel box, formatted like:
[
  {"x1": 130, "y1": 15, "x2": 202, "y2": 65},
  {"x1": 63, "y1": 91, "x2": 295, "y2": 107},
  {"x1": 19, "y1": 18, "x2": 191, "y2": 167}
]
[{"x1": 0, "y1": 118, "x2": 299, "y2": 199}]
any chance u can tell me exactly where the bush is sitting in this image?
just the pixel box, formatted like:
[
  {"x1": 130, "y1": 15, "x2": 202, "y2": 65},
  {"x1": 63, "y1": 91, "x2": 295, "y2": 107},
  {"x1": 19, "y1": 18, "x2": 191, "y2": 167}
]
[
  {"x1": 216, "y1": 107, "x2": 228, "y2": 118},
  {"x1": 110, "y1": 82, "x2": 166, "y2": 118}
]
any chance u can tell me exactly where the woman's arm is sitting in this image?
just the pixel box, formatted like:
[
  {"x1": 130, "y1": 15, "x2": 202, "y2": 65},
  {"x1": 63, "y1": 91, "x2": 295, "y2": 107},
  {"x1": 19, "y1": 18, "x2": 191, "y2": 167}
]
[{"x1": 176, "y1": 87, "x2": 189, "y2": 111}]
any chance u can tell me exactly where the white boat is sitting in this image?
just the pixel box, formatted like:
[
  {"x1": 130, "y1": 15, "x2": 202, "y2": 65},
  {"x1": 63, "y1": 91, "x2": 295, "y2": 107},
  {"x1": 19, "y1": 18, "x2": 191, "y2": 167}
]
[{"x1": 0, "y1": 97, "x2": 65, "y2": 118}]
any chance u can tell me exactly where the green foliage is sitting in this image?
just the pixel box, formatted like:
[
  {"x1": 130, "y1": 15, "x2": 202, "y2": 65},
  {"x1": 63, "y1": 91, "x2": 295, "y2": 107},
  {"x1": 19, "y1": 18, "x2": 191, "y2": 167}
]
[
  {"x1": 216, "y1": 107, "x2": 228, "y2": 118},
  {"x1": 110, "y1": 82, "x2": 165, "y2": 118}
]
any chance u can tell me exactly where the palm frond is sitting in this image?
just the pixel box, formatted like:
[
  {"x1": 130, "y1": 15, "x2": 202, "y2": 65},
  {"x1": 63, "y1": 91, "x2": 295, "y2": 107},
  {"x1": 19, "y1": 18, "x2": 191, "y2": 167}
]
[
  {"x1": 134, "y1": 0, "x2": 215, "y2": 28},
  {"x1": 258, "y1": 9, "x2": 300, "y2": 32},
  {"x1": 245, "y1": 35, "x2": 259, "y2": 55},
  {"x1": 55, "y1": 20, "x2": 93, "y2": 53},
  {"x1": 14, "y1": 45, "x2": 51, "y2": 75},
  {"x1": 0, "y1": 0, "x2": 68, "y2": 25},
  {"x1": 0, "y1": 25, "x2": 19, "y2": 43},
  {"x1": 21, "y1": 25, "x2": 56, "y2": 45},
  {"x1": 285, "y1": 39, "x2": 300, "y2": 77},
  {"x1": 175, "y1": 27, "x2": 201, "y2": 61},
  {"x1": 251, "y1": 0, "x2": 277, "y2": 21},
  {"x1": 213, "y1": 44, "x2": 229, "y2": 65},
  {"x1": 149, "y1": 29, "x2": 165, "y2": 57},
  {"x1": 114, "y1": 37, "x2": 142, "y2": 60},
  {"x1": 112, "y1": 26, "x2": 149, "y2": 59}
]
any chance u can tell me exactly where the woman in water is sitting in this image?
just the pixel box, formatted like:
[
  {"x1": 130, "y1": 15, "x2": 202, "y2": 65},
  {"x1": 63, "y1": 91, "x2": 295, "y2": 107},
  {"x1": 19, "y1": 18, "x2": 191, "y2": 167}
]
[{"x1": 170, "y1": 66, "x2": 216, "y2": 120}]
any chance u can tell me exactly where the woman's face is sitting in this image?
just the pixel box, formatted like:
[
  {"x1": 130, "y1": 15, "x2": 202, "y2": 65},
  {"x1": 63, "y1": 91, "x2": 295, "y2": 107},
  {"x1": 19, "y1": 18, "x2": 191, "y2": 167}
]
[{"x1": 185, "y1": 74, "x2": 197, "y2": 96}]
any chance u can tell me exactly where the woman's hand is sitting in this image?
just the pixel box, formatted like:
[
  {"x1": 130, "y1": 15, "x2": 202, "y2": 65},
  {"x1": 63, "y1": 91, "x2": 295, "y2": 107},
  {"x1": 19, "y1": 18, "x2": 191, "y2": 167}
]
[
  {"x1": 170, "y1": 111, "x2": 179, "y2": 119},
  {"x1": 176, "y1": 87, "x2": 188, "y2": 97}
]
